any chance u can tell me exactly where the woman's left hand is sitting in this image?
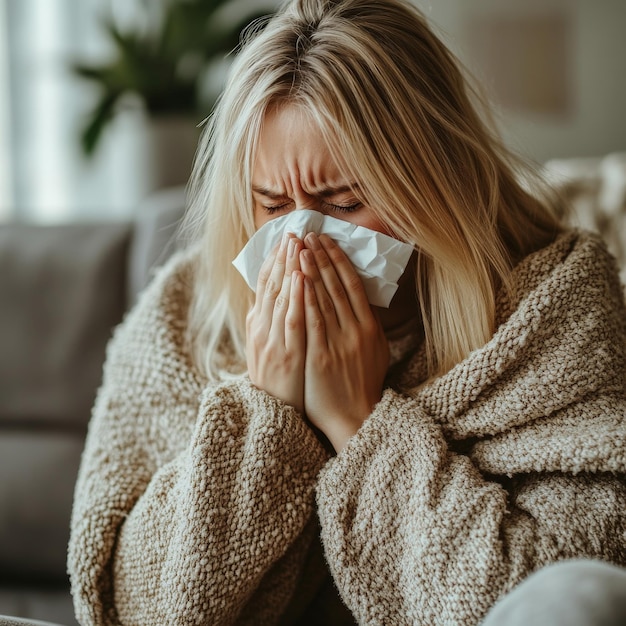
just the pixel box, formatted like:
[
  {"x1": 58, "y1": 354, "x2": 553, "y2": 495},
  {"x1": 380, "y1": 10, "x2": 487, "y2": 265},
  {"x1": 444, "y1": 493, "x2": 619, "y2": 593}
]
[{"x1": 299, "y1": 233, "x2": 390, "y2": 452}]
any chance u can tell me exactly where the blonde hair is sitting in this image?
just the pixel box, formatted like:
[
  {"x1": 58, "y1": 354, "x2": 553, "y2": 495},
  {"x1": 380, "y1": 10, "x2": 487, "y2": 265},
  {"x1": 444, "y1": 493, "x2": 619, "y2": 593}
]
[{"x1": 182, "y1": 0, "x2": 562, "y2": 380}]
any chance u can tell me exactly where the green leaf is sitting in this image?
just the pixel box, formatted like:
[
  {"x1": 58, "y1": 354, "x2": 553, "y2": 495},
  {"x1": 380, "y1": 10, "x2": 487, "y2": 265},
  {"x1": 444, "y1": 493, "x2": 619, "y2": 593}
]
[
  {"x1": 80, "y1": 91, "x2": 120, "y2": 156},
  {"x1": 72, "y1": 64, "x2": 109, "y2": 82},
  {"x1": 71, "y1": 0, "x2": 277, "y2": 154}
]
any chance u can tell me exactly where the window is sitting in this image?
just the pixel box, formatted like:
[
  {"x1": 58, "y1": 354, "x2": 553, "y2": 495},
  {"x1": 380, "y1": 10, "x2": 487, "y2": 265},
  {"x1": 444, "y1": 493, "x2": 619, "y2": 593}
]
[{"x1": 1, "y1": 0, "x2": 159, "y2": 222}]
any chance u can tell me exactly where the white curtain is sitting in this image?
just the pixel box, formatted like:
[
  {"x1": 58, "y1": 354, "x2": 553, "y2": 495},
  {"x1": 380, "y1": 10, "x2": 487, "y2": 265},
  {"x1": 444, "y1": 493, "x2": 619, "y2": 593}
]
[
  {"x1": 0, "y1": 0, "x2": 12, "y2": 219},
  {"x1": 1, "y1": 0, "x2": 153, "y2": 223}
]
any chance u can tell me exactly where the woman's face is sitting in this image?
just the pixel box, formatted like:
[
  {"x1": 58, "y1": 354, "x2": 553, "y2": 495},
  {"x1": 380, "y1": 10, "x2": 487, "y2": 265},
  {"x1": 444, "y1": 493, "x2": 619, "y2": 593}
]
[{"x1": 252, "y1": 105, "x2": 390, "y2": 234}]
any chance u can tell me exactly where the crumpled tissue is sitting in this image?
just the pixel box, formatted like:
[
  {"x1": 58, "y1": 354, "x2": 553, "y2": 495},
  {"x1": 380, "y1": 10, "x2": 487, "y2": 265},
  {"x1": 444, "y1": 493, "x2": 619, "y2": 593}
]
[{"x1": 232, "y1": 209, "x2": 414, "y2": 307}]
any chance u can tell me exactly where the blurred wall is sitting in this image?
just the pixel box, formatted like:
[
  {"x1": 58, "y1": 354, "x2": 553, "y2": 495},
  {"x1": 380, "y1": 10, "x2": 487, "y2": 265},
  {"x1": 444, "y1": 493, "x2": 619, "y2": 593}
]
[{"x1": 418, "y1": 0, "x2": 626, "y2": 163}]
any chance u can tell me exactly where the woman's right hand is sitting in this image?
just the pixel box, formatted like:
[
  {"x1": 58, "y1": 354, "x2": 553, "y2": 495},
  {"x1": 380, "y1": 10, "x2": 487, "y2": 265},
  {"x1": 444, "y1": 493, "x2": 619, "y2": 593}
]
[{"x1": 246, "y1": 233, "x2": 306, "y2": 414}]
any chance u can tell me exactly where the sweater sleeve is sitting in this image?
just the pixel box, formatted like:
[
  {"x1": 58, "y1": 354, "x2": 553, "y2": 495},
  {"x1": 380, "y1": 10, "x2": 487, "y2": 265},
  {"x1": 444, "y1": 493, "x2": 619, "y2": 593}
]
[
  {"x1": 69, "y1": 376, "x2": 328, "y2": 626},
  {"x1": 316, "y1": 388, "x2": 626, "y2": 626},
  {"x1": 67, "y1": 255, "x2": 330, "y2": 626}
]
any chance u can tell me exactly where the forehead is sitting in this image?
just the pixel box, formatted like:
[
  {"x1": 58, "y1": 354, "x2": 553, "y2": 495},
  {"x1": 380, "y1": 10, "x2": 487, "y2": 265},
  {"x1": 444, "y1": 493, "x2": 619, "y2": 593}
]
[{"x1": 253, "y1": 105, "x2": 347, "y2": 187}]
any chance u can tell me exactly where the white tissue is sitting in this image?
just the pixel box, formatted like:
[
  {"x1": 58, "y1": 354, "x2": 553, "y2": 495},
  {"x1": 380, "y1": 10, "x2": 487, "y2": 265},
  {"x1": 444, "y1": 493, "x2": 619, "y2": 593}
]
[{"x1": 232, "y1": 209, "x2": 414, "y2": 307}]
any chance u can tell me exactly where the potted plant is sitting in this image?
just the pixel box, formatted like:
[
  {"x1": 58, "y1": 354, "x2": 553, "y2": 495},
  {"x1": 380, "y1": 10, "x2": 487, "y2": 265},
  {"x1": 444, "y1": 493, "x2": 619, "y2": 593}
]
[{"x1": 74, "y1": 0, "x2": 270, "y2": 188}]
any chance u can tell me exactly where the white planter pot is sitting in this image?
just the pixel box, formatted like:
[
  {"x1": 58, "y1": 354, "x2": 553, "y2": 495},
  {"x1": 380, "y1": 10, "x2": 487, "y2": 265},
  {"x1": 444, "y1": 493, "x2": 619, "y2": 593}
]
[
  {"x1": 99, "y1": 109, "x2": 203, "y2": 216},
  {"x1": 139, "y1": 114, "x2": 201, "y2": 193}
]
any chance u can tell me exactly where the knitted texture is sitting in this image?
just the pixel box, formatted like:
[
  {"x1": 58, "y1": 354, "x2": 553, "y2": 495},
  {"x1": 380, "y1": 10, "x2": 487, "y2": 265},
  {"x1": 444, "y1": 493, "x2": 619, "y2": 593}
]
[{"x1": 68, "y1": 230, "x2": 626, "y2": 626}]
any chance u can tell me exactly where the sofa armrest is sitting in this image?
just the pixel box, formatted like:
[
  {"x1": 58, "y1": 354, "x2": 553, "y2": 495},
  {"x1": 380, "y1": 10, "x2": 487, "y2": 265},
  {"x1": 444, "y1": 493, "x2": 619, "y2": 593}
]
[
  {"x1": 0, "y1": 222, "x2": 131, "y2": 429},
  {"x1": 127, "y1": 186, "x2": 187, "y2": 306}
]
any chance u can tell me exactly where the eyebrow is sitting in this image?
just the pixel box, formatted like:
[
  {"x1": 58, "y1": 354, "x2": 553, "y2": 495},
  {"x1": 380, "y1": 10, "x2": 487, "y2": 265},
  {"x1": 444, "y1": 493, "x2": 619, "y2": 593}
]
[{"x1": 251, "y1": 184, "x2": 360, "y2": 199}]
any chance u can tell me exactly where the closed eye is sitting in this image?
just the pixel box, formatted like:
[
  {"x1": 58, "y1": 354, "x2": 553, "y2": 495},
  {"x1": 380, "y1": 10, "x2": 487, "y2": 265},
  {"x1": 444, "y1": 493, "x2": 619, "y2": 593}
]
[
  {"x1": 262, "y1": 201, "x2": 362, "y2": 215},
  {"x1": 323, "y1": 201, "x2": 362, "y2": 213},
  {"x1": 263, "y1": 202, "x2": 292, "y2": 214}
]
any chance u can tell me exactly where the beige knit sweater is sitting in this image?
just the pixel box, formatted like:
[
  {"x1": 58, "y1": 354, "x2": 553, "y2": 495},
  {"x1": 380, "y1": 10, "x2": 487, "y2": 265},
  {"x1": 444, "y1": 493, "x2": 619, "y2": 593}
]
[{"x1": 68, "y1": 230, "x2": 626, "y2": 626}]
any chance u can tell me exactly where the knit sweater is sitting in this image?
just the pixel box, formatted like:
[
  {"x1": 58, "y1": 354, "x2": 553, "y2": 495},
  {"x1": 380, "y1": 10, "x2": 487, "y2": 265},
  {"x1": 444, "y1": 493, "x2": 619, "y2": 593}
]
[{"x1": 68, "y1": 230, "x2": 626, "y2": 626}]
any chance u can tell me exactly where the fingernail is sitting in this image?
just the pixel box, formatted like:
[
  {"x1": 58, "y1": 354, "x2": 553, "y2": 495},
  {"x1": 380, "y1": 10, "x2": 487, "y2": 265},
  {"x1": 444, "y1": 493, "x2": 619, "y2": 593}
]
[
  {"x1": 280, "y1": 232, "x2": 291, "y2": 250},
  {"x1": 287, "y1": 238, "x2": 296, "y2": 258},
  {"x1": 305, "y1": 232, "x2": 320, "y2": 250}
]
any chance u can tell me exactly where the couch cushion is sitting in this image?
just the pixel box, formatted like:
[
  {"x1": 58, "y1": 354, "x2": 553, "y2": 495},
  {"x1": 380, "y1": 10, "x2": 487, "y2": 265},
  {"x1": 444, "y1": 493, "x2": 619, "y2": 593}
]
[
  {"x1": 0, "y1": 223, "x2": 131, "y2": 429},
  {"x1": 0, "y1": 431, "x2": 83, "y2": 584}
]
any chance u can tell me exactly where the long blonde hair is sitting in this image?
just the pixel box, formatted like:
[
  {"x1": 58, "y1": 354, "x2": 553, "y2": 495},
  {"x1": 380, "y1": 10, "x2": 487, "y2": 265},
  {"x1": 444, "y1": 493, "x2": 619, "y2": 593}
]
[{"x1": 182, "y1": 0, "x2": 562, "y2": 380}]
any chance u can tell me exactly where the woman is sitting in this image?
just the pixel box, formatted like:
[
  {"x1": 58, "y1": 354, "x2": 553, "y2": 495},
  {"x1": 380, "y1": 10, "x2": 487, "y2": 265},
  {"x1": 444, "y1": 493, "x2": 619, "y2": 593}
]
[{"x1": 68, "y1": 0, "x2": 626, "y2": 624}]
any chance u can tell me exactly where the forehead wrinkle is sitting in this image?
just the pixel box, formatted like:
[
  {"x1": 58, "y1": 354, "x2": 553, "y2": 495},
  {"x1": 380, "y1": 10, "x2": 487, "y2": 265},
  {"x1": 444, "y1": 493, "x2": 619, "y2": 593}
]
[
  {"x1": 286, "y1": 143, "x2": 348, "y2": 197},
  {"x1": 254, "y1": 104, "x2": 354, "y2": 199}
]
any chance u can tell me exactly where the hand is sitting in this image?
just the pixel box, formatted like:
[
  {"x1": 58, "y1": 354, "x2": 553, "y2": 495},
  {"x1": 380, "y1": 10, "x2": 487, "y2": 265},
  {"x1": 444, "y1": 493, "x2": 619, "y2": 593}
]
[
  {"x1": 246, "y1": 234, "x2": 306, "y2": 414},
  {"x1": 300, "y1": 233, "x2": 389, "y2": 451}
]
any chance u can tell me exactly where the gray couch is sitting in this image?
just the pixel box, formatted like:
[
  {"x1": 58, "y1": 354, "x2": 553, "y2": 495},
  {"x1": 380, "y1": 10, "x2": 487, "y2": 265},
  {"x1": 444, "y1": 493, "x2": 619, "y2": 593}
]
[{"x1": 0, "y1": 188, "x2": 186, "y2": 626}]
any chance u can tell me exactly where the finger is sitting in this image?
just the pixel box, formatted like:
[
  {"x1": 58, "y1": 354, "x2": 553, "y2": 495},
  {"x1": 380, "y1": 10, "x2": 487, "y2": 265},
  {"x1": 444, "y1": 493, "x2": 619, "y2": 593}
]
[
  {"x1": 253, "y1": 240, "x2": 280, "y2": 309},
  {"x1": 260, "y1": 232, "x2": 290, "y2": 324},
  {"x1": 303, "y1": 274, "x2": 328, "y2": 350},
  {"x1": 248, "y1": 239, "x2": 281, "y2": 339},
  {"x1": 284, "y1": 235, "x2": 303, "y2": 277},
  {"x1": 303, "y1": 233, "x2": 355, "y2": 325},
  {"x1": 300, "y1": 246, "x2": 339, "y2": 331},
  {"x1": 317, "y1": 233, "x2": 372, "y2": 323},
  {"x1": 270, "y1": 236, "x2": 302, "y2": 344},
  {"x1": 284, "y1": 270, "x2": 306, "y2": 353}
]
